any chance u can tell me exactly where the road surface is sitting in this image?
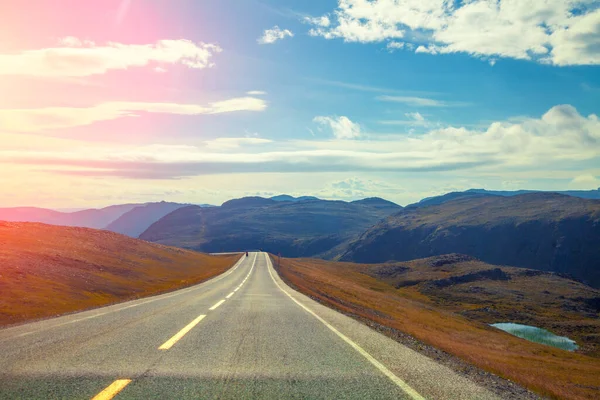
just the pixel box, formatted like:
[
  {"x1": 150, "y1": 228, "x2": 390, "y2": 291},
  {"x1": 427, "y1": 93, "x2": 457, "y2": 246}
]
[{"x1": 0, "y1": 252, "x2": 502, "y2": 399}]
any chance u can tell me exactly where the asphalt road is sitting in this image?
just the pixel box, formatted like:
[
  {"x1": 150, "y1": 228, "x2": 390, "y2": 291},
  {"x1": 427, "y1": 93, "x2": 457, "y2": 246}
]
[{"x1": 0, "y1": 252, "x2": 502, "y2": 399}]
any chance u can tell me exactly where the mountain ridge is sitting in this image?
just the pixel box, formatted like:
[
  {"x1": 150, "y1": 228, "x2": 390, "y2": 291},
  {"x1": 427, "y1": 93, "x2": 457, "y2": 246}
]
[
  {"x1": 140, "y1": 196, "x2": 402, "y2": 257},
  {"x1": 341, "y1": 192, "x2": 600, "y2": 287}
]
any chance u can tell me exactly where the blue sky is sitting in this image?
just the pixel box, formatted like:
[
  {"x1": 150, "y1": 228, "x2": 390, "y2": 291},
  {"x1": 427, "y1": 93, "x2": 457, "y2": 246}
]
[{"x1": 0, "y1": 0, "x2": 599, "y2": 207}]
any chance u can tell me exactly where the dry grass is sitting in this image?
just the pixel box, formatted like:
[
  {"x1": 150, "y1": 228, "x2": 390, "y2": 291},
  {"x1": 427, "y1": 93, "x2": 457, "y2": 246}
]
[
  {"x1": 0, "y1": 222, "x2": 237, "y2": 327},
  {"x1": 277, "y1": 256, "x2": 600, "y2": 400}
]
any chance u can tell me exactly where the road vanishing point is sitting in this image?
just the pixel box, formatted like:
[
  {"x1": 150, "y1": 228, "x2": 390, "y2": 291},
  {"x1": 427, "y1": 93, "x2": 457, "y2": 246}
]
[{"x1": 0, "y1": 252, "x2": 502, "y2": 399}]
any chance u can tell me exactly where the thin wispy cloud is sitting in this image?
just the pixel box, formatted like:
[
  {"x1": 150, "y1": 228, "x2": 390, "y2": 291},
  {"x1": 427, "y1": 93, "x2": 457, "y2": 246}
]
[
  {"x1": 376, "y1": 95, "x2": 470, "y2": 108},
  {"x1": 0, "y1": 97, "x2": 267, "y2": 132},
  {"x1": 0, "y1": 38, "x2": 222, "y2": 77},
  {"x1": 308, "y1": 78, "x2": 442, "y2": 96}
]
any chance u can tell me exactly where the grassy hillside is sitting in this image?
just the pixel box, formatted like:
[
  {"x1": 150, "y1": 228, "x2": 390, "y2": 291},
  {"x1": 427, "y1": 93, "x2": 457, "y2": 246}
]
[
  {"x1": 342, "y1": 193, "x2": 600, "y2": 287},
  {"x1": 140, "y1": 197, "x2": 402, "y2": 257},
  {"x1": 0, "y1": 222, "x2": 238, "y2": 327},
  {"x1": 275, "y1": 255, "x2": 600, "y2": 400}
]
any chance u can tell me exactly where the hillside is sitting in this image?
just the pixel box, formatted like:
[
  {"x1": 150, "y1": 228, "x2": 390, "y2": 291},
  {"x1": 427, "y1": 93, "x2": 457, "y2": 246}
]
[
  {"x1": 0, "y1": 204, "x2": 141, "y2": 229},
  {"x1": 411, "y1": 187, "x2": 600, "y2": 208},
  {"x1": 140, "y1": 197, "x2": 402, "y2": 257},
  {"x1": 270, "y1": 195, "x2": 320, "y2": 202},
  {"x1": 406, "y1": 191, "x2": 497, "y2": 208},
  {"x1": 0, "y1": 222, "x2": 237, "y2": 326},
  {"x1": 104, "y1": 201, "x2": 190, "y2": 237},
  {"x1": 467, "y1": 187, "x2": 600, "y2": 199},
  {"x1": 350, "y1": 197, "x2": 400, "y2": 209},
  {"x1": 275, "y1": 255, "x2": 600, "y2": 399},
  {"x1": 341, "y1": 193, "x2": 600, "y2": 288}
]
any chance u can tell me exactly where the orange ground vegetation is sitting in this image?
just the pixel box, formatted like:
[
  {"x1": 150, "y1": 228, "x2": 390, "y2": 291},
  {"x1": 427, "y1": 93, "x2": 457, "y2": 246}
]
[
  {"x1": 0, "y1": 222, "x2": 237, "y2": 326},
  {"x1": 276, "y1": 257, "x2": 600, "y2": 400}
]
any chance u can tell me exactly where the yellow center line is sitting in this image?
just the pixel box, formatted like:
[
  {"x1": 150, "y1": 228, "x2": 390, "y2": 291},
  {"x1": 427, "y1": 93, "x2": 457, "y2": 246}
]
[
  {"x1": 91, "y1": 379, "x2": 132, "y2": 400},
  {"x1": 226, "y1": 292, "x2": 235, "y2": 299},
  {"x1": 209, "y1": 299, "x2": 226, "y2": 310},
  {"x1": 158, "y1": 314, "x2": 206, "y2": 350}
]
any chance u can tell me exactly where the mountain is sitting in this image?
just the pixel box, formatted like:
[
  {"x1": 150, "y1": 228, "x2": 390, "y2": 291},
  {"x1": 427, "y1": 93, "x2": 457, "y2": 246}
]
[
  {"x1": 0, "y1": 204, "x2": 140, "y2": 229},
  {"x1": 270, "y1": 195, "x2": 320, "y2": 202},
  {"x1": 104, "y1": 201, "x2": 190, "y2": 237},
  {"x1": 140, "y1": 196, "x2": 402, "y2": 257},
  {"x1": 407, "y1": 191, "x2": 497, "y2": 208},
  {"x1": 0, "y1": 222, "x2": 237, "y2": 326},
  {"x1": 341, "y1": 193, "x2": 600, "y2": 288},
  {"x1": 466, "y1": 187, "x2": 600, "y2": 199},
  {"x1": 221, "y1": 196, "x2": 277, "y2": 208},
  {"x1": 351, "y1": 197, "x2": 400, "y2": 210},
  {"x1": 411, "y1": 187, "x2": 600, "y2": 208}
]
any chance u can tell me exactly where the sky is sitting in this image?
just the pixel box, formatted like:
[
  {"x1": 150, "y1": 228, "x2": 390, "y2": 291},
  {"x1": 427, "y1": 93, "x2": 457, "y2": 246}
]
[{"x1": 0, "y1": 0, "x2": 599, "y2": 208}]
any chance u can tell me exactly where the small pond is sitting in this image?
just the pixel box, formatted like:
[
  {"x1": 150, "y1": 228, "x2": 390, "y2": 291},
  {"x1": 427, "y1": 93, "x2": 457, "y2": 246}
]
[{"x1": 491, "y1": 322, "x2": 578, "y2": 351}]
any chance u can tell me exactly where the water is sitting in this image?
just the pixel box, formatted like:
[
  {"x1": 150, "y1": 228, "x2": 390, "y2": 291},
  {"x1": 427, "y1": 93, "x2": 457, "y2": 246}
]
[{"x1": 491, "y1": 322, "x2": 578, "y2": 351}]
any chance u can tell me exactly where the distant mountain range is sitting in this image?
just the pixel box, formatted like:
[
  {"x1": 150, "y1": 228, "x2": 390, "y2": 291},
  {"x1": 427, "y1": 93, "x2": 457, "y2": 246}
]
[
  {"x1": 0, "y1": 201, "x2": 203, "y2": 237},
  {"x1": 409, "y1": 187, "x2": 600, "y2": 208},
  {"x1": 104, "y1": 202, "x2": 190, "y2": 237},
  {"x1": 341, "y1": 193, "x2": 600, "y2": 288},
  {"x1": 0, "y1": 204, "x2": 141, "y2": 229},
  {"x1": 139, "y1": 196, "x2": 401, "y2": 257},
  {"x1": 3, "y1": 189, "x2": 600, "y2": 288}
]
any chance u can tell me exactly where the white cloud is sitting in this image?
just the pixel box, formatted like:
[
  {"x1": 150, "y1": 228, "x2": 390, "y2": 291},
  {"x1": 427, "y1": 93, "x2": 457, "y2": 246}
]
[
  {"x1": 0, "y1": 97, "x2": 267, "y2": 132},
  {"x1": 0, "y1": 38, "x2": 222, "y2": 77},
  {"x1": 377, "y1": 95, "x2": 469, "y2": 107},
  {"x1": 386, "y1": 41, "x2": 405, "y2": 52},
  {"x1": 58, "y1": 36, "x2": 95, "y2": 47},
  {"x1": 405, "y1": 112, "x2": 425, "y2": 122},
  {"x1": 2, "y1": 104, "x2": 598, "y2": 180},
  {"x1": 415, "y1": 45, "x2": 442, "y2": 55},
  {"x1": 306, "y1": 1, "x2": 600, "y2": 66},
  {"x1": 246, "y1": 90, "x2": 267, "y2": 95},
  {"x1": 203, "y1": 137, "x2": 273, "y2": 150},
  {"x1": 570, "y1": 174, "x2": 600, "y2": 189},
  {"x1": 313, "y1": 116, "x2": 362, "y2": 139},
  {"x1": 309, "y1": 9, "x2": 404, "y2": 42},
  {"x1": 304, "y1": 15, "x2": 331, "y2": 27},
  {"x1": 258, "y1": 26, "x2": 294, "y2": 44},
  {"x1": 380, "y1": 112, "x2": 430, "y2": 127},
  {"x1": 319, "y1": 177, "x2": 403, "y2": 200}
]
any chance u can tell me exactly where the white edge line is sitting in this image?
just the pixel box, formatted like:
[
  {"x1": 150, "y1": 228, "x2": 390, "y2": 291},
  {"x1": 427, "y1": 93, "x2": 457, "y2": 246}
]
[
  {"x1": 209, "y1": 299, "x2": 226, "y2": 311},
  {"x1": 264, "y1": 253, "x2": 426, "y2": 400},
  {"x1": 226, "y1": 292, "x2": 235, "y2": 299}
]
